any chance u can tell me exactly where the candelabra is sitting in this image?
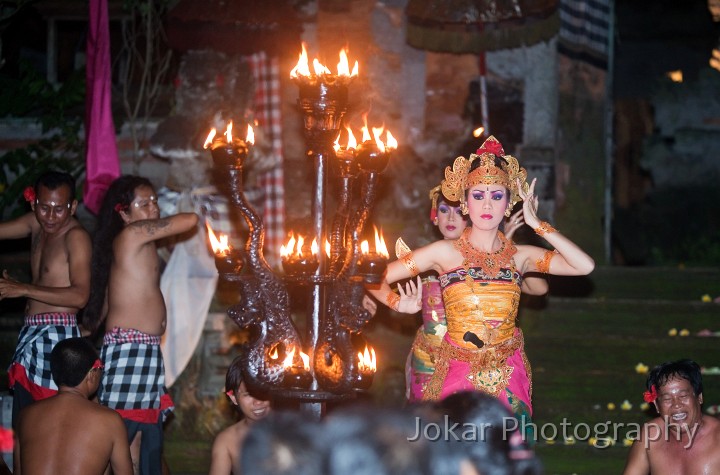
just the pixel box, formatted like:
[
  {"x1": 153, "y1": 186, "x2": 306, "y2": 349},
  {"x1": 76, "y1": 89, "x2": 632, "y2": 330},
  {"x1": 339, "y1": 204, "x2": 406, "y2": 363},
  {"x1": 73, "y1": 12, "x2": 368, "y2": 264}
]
[{"x1": 204, "y1": 45, "x2": 394, "y2": 413}]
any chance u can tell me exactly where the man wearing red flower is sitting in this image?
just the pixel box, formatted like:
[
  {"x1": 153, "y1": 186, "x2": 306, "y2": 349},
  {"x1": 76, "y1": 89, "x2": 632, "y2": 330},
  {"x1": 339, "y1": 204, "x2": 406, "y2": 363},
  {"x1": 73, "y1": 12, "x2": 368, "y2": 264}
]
[
  {"x1": 623, "y1": 359, "x2": 720, "y2": 475},
  {"x1": 0, "y1": 171, "x2": 91, "y2": 430}
]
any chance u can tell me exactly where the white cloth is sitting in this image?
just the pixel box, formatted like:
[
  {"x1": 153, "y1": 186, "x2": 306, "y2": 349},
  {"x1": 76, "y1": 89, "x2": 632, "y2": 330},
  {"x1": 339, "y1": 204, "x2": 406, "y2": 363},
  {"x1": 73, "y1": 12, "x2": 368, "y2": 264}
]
[{"x1": 159, "y1": 188, "x2": 220, "y2": 387}]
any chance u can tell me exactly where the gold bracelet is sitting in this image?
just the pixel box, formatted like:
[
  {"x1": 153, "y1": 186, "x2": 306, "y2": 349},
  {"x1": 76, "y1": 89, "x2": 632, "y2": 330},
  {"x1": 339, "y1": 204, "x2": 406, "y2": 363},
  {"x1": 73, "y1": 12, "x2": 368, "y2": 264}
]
[
  {"x1": 386, "y1": 292, "x2": 400, "y2": 311},
  {"x1": 535, "y1": 249, "x2": 557, "y2": 274},
  {"x1": 400, "y1": 252, "x2": 420, "y2": 277},
  {"x1": 534, "y1": 221, "x2": 557, "y2": 237}
]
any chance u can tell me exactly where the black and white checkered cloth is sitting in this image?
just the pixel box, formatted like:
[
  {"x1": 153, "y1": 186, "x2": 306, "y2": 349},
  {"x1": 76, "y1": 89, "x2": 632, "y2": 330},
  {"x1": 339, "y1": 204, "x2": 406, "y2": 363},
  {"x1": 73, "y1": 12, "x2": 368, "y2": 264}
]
[
  {"x1": 9, "y1": 314, "x2": 80, "y2": 396},
  {"x1": 98, "y1": 327, "x2": 174, "y2": 423}
]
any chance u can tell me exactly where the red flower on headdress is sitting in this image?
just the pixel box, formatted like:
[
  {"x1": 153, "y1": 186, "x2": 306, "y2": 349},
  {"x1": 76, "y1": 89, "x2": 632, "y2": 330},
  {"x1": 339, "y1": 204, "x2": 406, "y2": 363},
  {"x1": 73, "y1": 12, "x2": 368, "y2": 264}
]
[
  {"x1": 23, "y1": 186, "x2": 36, "y2": 203},
  {"x1": 114, "y1": 203, "x2": 127, "y2": 213},
  {"x1": 476, "y1": 137, "x2": 505, "y2": 157},
  {"x1": 225, "y1": 389, "x2": 234, "y2": 397},
  {"x1": 91, "y1": 359, "x2": 104, "y2": 370},
  {"x1": 643, "y1": 384, "x2": 657, "y2": 403}
]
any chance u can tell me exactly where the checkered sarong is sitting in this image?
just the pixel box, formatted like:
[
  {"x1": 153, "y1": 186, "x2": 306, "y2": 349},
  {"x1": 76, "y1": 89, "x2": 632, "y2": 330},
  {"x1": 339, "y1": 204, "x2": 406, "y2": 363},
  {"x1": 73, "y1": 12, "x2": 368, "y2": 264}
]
[
  {"x1": 8, "y1": 313, "x2": 80, "y2": 400},
  {"x1": 247, "y1": 52, "x2": 285, "y2": 268},
  {"x1": 98, "y1": 327, "x2": 174, "y2": 424}
]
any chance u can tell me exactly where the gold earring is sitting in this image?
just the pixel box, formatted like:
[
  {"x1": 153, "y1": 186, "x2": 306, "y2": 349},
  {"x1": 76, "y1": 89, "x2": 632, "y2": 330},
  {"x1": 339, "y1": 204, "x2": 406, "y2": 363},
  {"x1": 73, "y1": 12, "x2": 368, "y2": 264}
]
[{"x1": 460, "y1": 202, "x2": 469, "y2": 215}]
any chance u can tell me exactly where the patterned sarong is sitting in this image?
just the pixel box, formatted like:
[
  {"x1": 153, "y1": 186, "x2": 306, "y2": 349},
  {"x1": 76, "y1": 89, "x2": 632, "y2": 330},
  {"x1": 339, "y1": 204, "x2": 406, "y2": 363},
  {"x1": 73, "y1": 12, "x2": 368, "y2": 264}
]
[
  {"x1": 98, "y1": 327, "x2": 174, "y2": 424},
  {"x1": 8, "y1": 313, "x2": 80, "y2": 400}
]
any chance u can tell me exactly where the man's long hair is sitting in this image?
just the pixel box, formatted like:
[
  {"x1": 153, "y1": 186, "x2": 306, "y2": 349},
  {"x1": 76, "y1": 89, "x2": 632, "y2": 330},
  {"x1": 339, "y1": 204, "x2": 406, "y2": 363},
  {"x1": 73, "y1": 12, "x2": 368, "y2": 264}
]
[{"x1": 82, "y1": 176, "x2": 153, "y2": 337}]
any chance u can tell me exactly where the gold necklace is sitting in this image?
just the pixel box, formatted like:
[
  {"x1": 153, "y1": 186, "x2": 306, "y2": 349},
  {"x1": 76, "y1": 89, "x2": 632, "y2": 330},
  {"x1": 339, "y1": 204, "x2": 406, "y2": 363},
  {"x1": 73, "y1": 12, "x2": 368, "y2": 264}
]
[{"x1": 454, "y1": 228, "x2": 516, "y2": 281}]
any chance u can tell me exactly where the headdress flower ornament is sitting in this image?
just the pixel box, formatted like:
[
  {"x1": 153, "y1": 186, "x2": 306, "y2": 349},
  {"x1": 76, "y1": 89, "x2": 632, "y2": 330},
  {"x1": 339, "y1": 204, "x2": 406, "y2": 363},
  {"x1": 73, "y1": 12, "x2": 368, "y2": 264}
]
[
  {"x1": 441, "y1": 135, "x2": 529, "y2": 217},
  {"x1": 91, "y1": 359, "x2": 104, "y2": 370},
  {"x1": 225, "y1": 389, "x2": 234, "y2": 397},
  {"x1": 114, "y1": 203, "x2": 127, "y2": 213},
  {"x1": 643, "y1": 384, "x2": 657, "y2": 403},
  {"x1": 23, "y1": 186, "x2": 36, "y2": 203}
]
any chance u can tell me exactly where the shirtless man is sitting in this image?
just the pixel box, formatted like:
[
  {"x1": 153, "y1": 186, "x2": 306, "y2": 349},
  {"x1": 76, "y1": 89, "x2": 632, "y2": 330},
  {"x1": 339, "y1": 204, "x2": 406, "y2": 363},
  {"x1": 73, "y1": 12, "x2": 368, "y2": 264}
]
[
  {"x1": 209, "y1": 357, "x2": 272, "y2": 475},
  {"x1": 84, "y1": 175, "x2": 198, "y2": 475},
  {"x1": 14, "y1": 337, "x2": 132, "y2": 475},
  {"x1": 623, "y1": 359, "x2": 720, "y2": 475},
  {"x1": 0, "y1": 171, "x2": 91, "y2": 428}
]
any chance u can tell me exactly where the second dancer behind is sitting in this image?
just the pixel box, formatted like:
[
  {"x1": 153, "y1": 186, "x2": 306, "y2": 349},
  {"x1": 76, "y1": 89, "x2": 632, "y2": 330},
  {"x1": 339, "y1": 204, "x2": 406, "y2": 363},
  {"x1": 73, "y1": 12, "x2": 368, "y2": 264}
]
[{"x1": 370, "y1": 136, "x2": 594, "y2": 422}]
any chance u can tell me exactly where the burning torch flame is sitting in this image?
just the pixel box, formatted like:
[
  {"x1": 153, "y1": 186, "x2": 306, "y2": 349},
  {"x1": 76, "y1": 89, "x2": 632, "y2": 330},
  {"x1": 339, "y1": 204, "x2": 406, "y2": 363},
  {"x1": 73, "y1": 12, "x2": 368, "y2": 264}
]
[
  {"x1": 385, "y1": 130, "x2": 397, "y2": 150},
  {"x1": 224, "y1": 122, "x2": 233, "y2": 142},
  {"x1": 246, "y1": 124, "x2": 255, "y2": 145},
  {"x1": 360, "y1": 240, "x2": 369, "y2": 254},
  {"x1": 473, "y1": 127, "x2": 485, "y2": 138},
  {"x1": 282, "y1": 346, "x2": 296, "y2": 368},
  {"x1": 311, "y1": 238, "x2": 318, "y2": 256},
  {"x1": 206, "y1": 223, "x2": 230, "y2": 256},
  {"x1": 325, "y1": 239, "x2": 331, "y2": 258},
  {"x1": 203, "y1": 129, "x2": 217, "y2": 149},
  {"x1": 269, "y1": 347, "x2": 279, "y2": 360},
  {"x1": 290, "y1": 44, "x2": 311, "y2": 78},
  {"x1": 280, "y1": 233, "x2": 296, "y2": 258},
  {"x1": 299, "y1": 350, "x2": 310, "y2": 370},
  {"x1": 372, "y1": 126, "x2": 385, "y2": 152},
  {"x1": 290, "y1": 42, "x2": 358, "y2": 78},
  {"x1": 374, "y1": 226, "x2": 389, "y2": 258},
  {"x1": 358, "y1": 346, "x2": 377, "y2": 372}
]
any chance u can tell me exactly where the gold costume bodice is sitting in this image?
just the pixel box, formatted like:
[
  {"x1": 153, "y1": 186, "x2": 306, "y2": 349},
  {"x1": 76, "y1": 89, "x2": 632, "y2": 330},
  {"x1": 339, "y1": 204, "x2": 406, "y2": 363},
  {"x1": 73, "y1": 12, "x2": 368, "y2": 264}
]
[{"x1": 439, "y1": 266, "x2": 522, "y2": 348}]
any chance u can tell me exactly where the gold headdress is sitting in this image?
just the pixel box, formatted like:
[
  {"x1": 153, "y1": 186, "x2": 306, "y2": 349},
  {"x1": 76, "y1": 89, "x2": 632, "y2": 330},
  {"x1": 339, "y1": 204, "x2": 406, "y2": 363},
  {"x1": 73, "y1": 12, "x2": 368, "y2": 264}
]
[{"x1": 441, "y1": 135, "x2": 528, "y2": 217}]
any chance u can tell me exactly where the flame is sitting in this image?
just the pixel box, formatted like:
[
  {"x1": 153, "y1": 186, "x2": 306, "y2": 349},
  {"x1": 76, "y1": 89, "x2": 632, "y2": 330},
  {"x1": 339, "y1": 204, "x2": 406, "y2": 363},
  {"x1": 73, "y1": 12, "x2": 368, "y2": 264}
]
[
  {"x1": 325, "y1": 239, "x2": 331, "y2": 258},
  {"x1": 203, "y1": 129, "x2": 217, "y2": 149},
  {"x1": 295, "y1": 235, "x2": 305, "y2": 258},
  {"x1": 374, "y1": 226, "x2": 389, "y2": 258},
  {"x1": 667, "y1": 70, "x2": 683, "y2": 83},
  {"x1": 206, "y1": 223, "x2": 230, "y2": 255},
  {"x1": 313, "y1": 58, "x2": 332, "y2": 76},
  {"x1": 385, "y1": 130, "x2": 397, "y2": 150},
  {"x1": 333, "y1": 132, "x2": 341, "y2": 152},
  {"x1": 246, "y1": 124, "x2": 255, "y2": 144},
  {"x1": 282, "y1": 346, "x2": 296, "y2": 368},
  {"x1": 358, "y1": 346, "x2": 377, "y2": 372},
  {"x1": 361, "y1": 114, "x2": 371, "y2": 142},
  {"x1": 372, "y1": 126, "x2": 385, "y2": 152},
  {"x1": 360, "y1": 240, "x2": 369, "y2": 254},
  {"x1": 311, "y1": 238, "x2": 318, "y2": 256},
  {"x1": 280, "y1": 233, "x2": 296, "y2": 258},
  {"x1": 290, "y1": 43, "x2": 311, "y2": 78},
  {"x1": 346, "y1": 126, "x2": 358, "y2": 149},
  {"x1": 224, "y1": 122, "x2": 233, "y2": 143},
  {"x1": 269, "y1": 346, "x2": 279, "y2": 360},
  {"x1": 299, "y1": 350, "x2": 310, "y2": 370},
  {"x1": 291, "y1": 43, "x2": 358, "y2": 78},
  {"x1": 473, "y1": 127, "x2": 485, "y2": 138}
]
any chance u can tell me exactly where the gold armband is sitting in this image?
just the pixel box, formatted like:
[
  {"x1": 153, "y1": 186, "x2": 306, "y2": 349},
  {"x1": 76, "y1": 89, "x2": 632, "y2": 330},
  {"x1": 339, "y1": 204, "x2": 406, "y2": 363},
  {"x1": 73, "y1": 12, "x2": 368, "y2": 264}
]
[
  {"x1": 400, "y1": 252, "x2": 420, "y2": 277},
  {"x1": 386, "y1": 292, "x2": 400, "y2": 311},
  {"x1": 534, "y1": 221, "x2": 557, "y2": 237},
  {"x1": 535, "y1": 249, "x2": 558, "y2": 274}
]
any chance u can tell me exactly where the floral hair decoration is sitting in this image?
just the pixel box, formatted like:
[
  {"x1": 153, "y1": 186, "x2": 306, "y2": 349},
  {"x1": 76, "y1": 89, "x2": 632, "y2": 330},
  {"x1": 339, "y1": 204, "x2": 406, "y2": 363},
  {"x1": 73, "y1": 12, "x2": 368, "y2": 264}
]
[
  {"x1": 643, "y1": 384, "x2": 657, "y2": 403},
  {"x1": 441, "y1": 135, "x2": 529, "y2": 217},
  {"x1": 225, "y1": 389, "x2": 234, "y2": 397},
  {"x1": 114, "y1": 203, "x2": 128, "y2": 213},
  {"x1": 91, "y1": 359, "x2": 104, "y2": 370},
  {"x1": 23, "y1": 186, "x2": 36, "y2": 203}
]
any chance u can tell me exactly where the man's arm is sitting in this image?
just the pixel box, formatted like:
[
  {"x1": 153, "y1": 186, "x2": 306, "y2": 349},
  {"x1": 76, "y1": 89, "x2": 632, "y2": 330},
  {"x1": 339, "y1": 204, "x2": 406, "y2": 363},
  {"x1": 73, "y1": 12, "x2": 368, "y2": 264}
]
[
  {"x1": 208, "y1": 431, "x2": 233, "y2": 475},
  {"x1": 622, "y1": 438, "x2": 650, "y2": 475},
  {"x1": 0, "y1": 227, "x2": 91, "y2": 308},
  {"x1": 0, "y1": 213, "x2": 36, "y2": 240},
  {"x1": 109, "y1": 414, "x2": 133, "y2": 475}
]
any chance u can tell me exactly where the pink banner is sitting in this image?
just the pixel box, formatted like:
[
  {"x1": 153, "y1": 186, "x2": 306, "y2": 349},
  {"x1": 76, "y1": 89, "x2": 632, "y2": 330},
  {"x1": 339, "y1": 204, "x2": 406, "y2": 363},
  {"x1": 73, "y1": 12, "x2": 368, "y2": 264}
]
[{"x1": 84, "y1": 0, "x2": 120, "y2": 215}]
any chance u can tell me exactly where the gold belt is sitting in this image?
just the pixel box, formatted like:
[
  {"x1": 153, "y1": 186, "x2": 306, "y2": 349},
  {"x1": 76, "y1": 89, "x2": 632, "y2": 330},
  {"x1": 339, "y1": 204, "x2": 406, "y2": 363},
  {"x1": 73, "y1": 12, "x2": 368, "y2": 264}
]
[{"x1": 422, "y1": 332, "x2": 522, "y2": 401}]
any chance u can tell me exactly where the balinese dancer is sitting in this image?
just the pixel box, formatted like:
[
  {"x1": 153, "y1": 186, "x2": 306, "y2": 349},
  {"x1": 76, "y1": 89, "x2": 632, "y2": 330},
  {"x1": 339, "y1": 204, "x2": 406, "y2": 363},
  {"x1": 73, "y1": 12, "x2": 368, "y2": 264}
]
[
  {"x1": 0, "y1": 172, "x2": 91, "y2": 430},
  {"x1": 84, "y1": 175, "x2": 198, "y2": 475},
  {"x1": 400, "y1": 183, "x2": 548, "y2": 403},
  {"x1": 370, "y1": 136, "x2": 594, "y2": 423}
]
